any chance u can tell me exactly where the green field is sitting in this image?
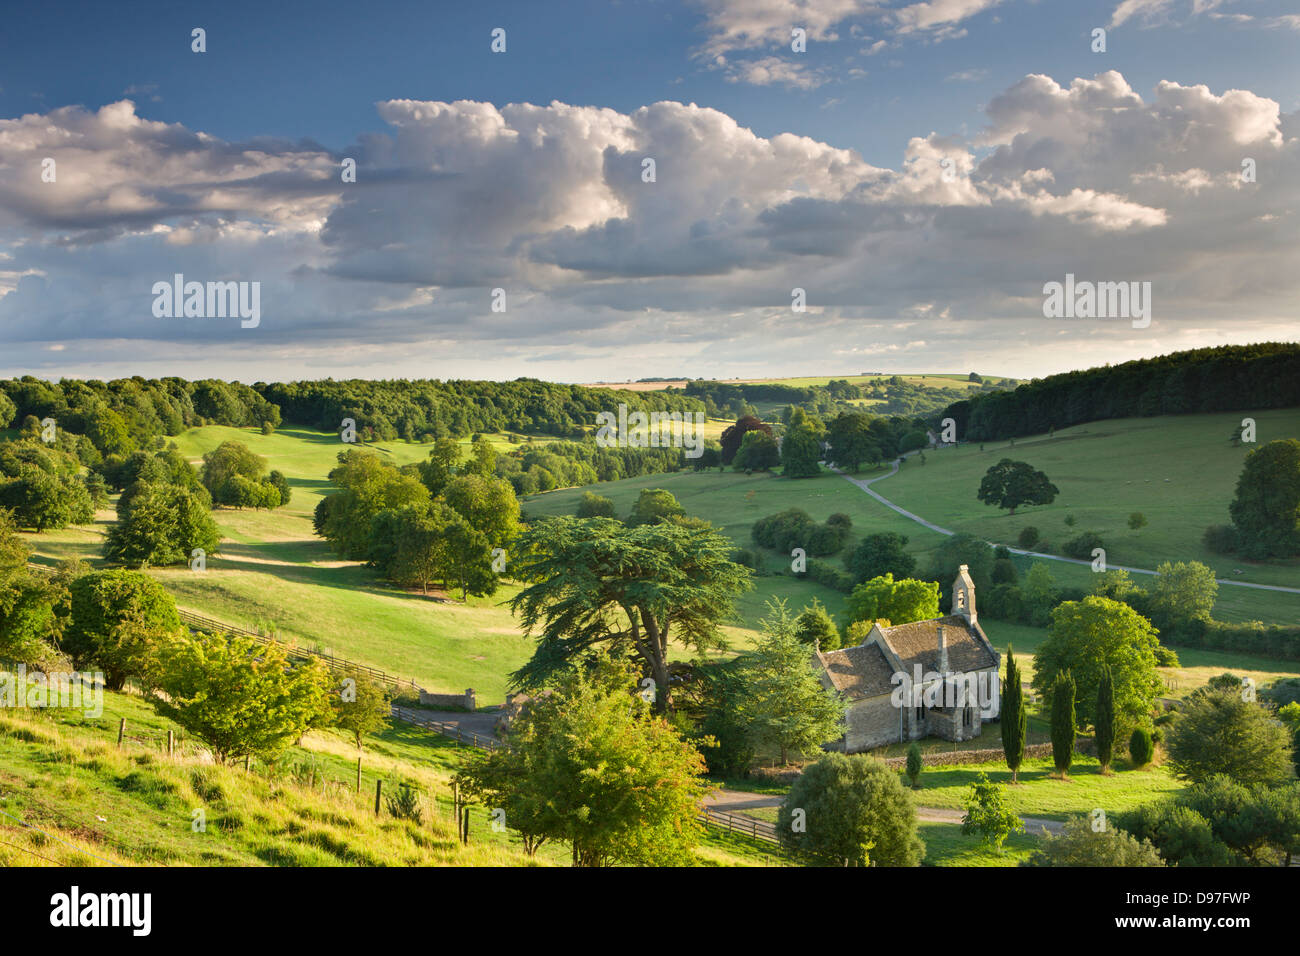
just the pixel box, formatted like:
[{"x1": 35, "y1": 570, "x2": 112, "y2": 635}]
[
  {"x1": 20, "y1": 410, "x2": 1300, "y2": 711},
  {"x1": 882, "y1": 409, "x2": 1300, "y2": 593}
]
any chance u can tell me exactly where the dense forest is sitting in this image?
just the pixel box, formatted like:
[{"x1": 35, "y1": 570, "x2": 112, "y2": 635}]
[
  {"x1": 256, "y1": 378, "x2": 704, "y2": 442},
  {"x1": 0, "y1": 376, "x2": 705, "y2": 462},
  {"x1": 941, "y1": 344, "x2": 1300, "y2": 441}
]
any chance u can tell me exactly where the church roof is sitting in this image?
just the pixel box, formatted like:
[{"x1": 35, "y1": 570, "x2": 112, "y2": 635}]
[
  {"x1": 878, "y1": 615, "x2": 997, "y2": 673},
  {"x1": 817, "y1": 641, "x2": 895, "y2": 701}
]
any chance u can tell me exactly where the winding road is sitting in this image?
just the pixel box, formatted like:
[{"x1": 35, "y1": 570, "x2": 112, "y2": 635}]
[{"x1": 829, "y1": 457, "x2": 1300, "y2": 595}]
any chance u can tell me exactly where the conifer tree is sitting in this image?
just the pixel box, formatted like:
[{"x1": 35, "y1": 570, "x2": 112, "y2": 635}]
[
  {"x1": 1051, "y1": 670, "x2": 1076, "y2": 777},
  {"x1": 1000, "y1": 645, "x2": 1027, "y2": 782}
]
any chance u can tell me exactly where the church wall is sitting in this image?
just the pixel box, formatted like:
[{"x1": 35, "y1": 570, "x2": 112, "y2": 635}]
[{"x1": 844, "y1": 695, "x2": 902, "y2": 752}]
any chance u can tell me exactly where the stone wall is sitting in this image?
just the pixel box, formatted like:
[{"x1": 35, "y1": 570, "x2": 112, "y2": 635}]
[
  {"x1": 844, "y1": 695, "x2": 902, "y2": 752},
  {"x1": 417, "y1": 687, "x2": 476, "y2": 711}
]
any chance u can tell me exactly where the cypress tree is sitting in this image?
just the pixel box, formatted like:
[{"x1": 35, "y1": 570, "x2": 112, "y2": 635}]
[
  {"x1": 1095, "y1": 665, "x2": 1115, "y2": 773},
  {"x1": 1050, "y1": 671, "x2": 1076, "y2": 778},
  {"x1": 1000, "y1": 645, "x2": 1027, "y2": 783}
]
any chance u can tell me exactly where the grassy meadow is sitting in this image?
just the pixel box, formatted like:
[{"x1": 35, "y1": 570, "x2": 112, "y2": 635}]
[
  {"x1": 0, "y1": 687, "x2": 778, "y2": 867},
  {"x1": 17, "y1": 409, "x2": 1300, "y2": 724}
]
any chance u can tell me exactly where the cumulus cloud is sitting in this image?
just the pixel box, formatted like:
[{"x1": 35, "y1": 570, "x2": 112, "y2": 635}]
[
  {"x1": 693, "y1": 0, "x2": 1005, "y2": 88},
  {"x1": 0, "y1": 69, "x2": 1295, "y2": 381}
]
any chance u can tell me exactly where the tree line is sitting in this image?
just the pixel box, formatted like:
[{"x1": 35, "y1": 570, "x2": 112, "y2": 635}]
[{"x1": 941, "y1": 343, "x2": 1300, "y2": 441}]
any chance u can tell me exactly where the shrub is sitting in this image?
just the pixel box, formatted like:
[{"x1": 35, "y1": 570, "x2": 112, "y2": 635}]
[
  {"x1": 1129, "y1": 728, "x2": 1154, "y2": 767},
  {"x1": 385, "y1": 780, "x2": 424, "y2": 824},
  {"x1": 844, "y1": 532, "x2": 915, "y2": 585},
  {"x1": 1128, "y1": 512, "x2": 1147, "y2": 530},
  {"x1": 576, "y1": 492, "x2": 617, "y2": 519},
  {"x1": 1017, "y1": 526, "x2": 1040, "y2": 549},
  {"x1": 826, "y1": 513, "x2": 852, "y2": 532},
  {"x1": 1024, "y1": 816, "x2": 1164, "y2": 867},
  {"x1": 1062, "y1": 531, "x2": 1105, "y2": 560},
  {"x1": 991, "y1": 557, "x2": 1018, "y2": 584},
  {"x1": 905, "y1": 742, "x2": 922, "y2": 789},
  {"x1": 777, "y1": 754, "x2": 924, "y2": 866},
  {"x1": 1202, "y1": 524, "x2": 1239, "y2": 554}
]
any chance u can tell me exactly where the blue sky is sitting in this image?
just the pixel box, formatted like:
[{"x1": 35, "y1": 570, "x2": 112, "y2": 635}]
[{"x1": 0, "y1": 0, "x2": 1297, "y2": 382}]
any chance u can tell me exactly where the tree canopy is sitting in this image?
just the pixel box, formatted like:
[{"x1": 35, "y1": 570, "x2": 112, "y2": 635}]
[
  {"x1": 977, "y1": 458, "x2": 1059, "y2": 515},
  {"x1": 507, "y1": 516, "x2": 751, "y2": 712}
]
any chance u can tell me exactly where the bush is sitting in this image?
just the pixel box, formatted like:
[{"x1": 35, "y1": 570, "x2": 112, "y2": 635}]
[
  {"x1": 1017, "y1": 526, "x2": 1040, "y2": 549},
  {"x1": 983, "y1": 583, "x2": 1025, "y2": 622},
  {"x1": 576, "y1": 492, "x2": 617, "y2": 519},
  {"x1": 1129, "y1": 728, "x2": 1154, "y2": 767},
  {"x1": 1023, "y1": 816, "x2": 1164, "y2": 867},
  {"x1": 1062, "y1": 531, "x2": 1105, "y2": 560},
  {"x1": 844, "y1": 532, "x2": 915, "y2": 585},
  {"x1": 777, "y1": 754, "x2": 924, "y2": 866},
  {"x1": 991, "y1": 557, "x2": 1018, "y2": 584},
  {"x1": 826, "y1": 513, "x2": 852, "y2": 532},
  {"x1": 1128, "y1": 512, "x2": 1147, "y2": 530},
  {"x1": 385, "y1": 780, "x2": 424, "y2": 824},
  {"x1": 1153, "y1": 645, "x2": 1180, "y2": 667},
  {"x1": 1202, "y1": 524, "x2": 1239, "y2": 554}
]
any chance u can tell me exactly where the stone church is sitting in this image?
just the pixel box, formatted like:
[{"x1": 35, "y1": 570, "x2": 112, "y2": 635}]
[{"x1": 813, "y1": 565, "x2": 1001, "y2": 753}]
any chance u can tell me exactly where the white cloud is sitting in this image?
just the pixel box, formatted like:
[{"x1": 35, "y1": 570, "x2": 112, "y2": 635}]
[{"x1": 0, "y1": 70, "x2": 1294, "y2": 380}]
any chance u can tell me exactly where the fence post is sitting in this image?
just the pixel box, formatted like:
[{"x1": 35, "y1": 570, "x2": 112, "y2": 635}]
[
  {"x1": 167, "y1": 730, "x2": 173, "y2": 756},
  {"x1": 375, "y1": 779, "x2": 383, "y2": 815},
  {"x1": 356, "y1": 756, "x2": 362, "y2": 793},
  {"x1": 117, "y1": 718, "x2": 126, "y2": 749}
]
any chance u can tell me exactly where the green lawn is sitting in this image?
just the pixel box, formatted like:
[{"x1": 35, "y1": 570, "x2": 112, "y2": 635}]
[{"x1": 880, "y1": 410, "x2": 1300, "y2": 596}]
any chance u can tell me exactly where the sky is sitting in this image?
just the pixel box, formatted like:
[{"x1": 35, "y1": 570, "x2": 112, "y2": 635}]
[{"x1": 0, "y1": 0, "x2": 1296, "y2": 384}]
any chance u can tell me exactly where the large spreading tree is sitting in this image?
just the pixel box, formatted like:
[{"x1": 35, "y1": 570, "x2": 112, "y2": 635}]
[
  {"x1": 719, "y1": 415, "x2": 772, "y2": 465},
  {"x1": 977, "y1": 458, "x2": 1059, "y2": 515},
  {"x1": 1228, "y1": 438, "x2": 1300, "y2": 559},
  {"x1": 1032, "y1": 596, "x2": 1164, "y2": 732},
  {"x1": 508, "y1": 516, "x2": 752, "y2": 713}
]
